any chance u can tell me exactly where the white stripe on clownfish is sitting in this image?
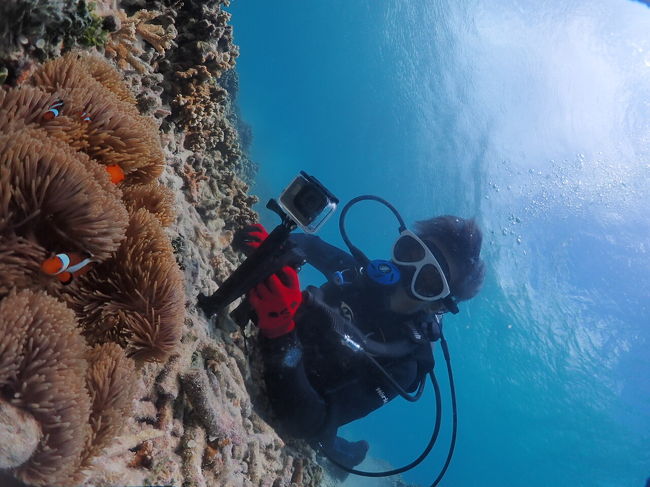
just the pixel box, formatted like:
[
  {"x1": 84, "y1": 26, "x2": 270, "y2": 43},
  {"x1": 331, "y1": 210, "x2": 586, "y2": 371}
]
[
  {"x1": 66, "y1": 256, "x2": 93, "y2": 273},
  {"x1": 42, "y1": 100, "x2": 64, "y2": 121},
  {"x1": 52, "y1": 253, "x2": 71, "y2": 274}
]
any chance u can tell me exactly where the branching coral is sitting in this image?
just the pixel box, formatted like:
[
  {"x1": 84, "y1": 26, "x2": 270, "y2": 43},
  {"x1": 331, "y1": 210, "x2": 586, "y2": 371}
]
[
  {"x1": 0, "y1": 289, "x2": 91, "y2": 486},
  {"x1": 172, "y1": 2, "x2": 238, "y2": 76},
  {"x1": 105, "y1": 9, "x2": 176, "y2": 73},
  {"x1": 68, "y1": 208, "x2": 184, "y2": 362},
  {"x1": 181, "y1": 163, "x2": 209, "y2": 203},
  {"x1": 171, "y1": 65, "x2": 228, "y2": 152}
]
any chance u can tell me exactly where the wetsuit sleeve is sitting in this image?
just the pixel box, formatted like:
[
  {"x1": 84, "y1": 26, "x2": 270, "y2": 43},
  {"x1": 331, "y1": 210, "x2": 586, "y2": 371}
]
[
  {"x1": 260, "y1": 331, "x2": 328, "y2": 439},
  {"x1": 289, "y1": 234, "x2": 357, "y2": 281}
]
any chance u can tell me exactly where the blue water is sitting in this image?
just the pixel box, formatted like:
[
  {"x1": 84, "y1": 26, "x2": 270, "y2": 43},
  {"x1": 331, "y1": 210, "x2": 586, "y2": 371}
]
[{"x1": 227, "y1": 1, "x2": 650, "y2": 486}]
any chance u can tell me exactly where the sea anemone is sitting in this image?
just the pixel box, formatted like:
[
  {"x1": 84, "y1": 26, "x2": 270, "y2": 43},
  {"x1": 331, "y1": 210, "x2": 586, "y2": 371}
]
[
  {"x1": 0, "y1": 128, "x2": 128, "y2": 260},
  {"x1": 80, "y1": 342, "x2": 137, "y2": 469},
  {"x1": 0, "y1": 235, "x2": 53, "y2": 298},
  {"x1": 121, "y1": 181, "x2": 177, "y2": 227},
  {"x1": 0, "y1": 85, "x2": 61, "y2": 132},
  {"x1": 69, "y1": 208, "x2": 184, "y2": 361},
  {"x1": 72, "y1": 52, "x2": 138, "y2": 105},
  {"x1": 31, "y1": 52, "x2": 165, "y2": 185},
  {"x1": 0, "y1": 46, "x2": 184, "y2": 486},
  {"x1": 0, "y1": 289, "x2": 91, "y2": 486}
]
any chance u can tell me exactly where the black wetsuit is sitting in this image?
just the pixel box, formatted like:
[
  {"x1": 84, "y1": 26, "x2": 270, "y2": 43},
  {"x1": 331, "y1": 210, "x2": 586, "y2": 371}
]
[{"x1": 260, "y1": 234, "x2": 440, "y2": 464}]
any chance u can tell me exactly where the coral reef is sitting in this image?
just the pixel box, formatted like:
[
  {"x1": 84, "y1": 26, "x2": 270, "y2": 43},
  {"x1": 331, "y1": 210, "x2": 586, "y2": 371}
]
[
  {"x1": 0, "y1": 1, "x2": 336, "y2": 487},
  {"x1": 105, "y1": 9, "x2": 176, "y2": 73},
  {"x1": 159, "y1": 0, "x2": 258, "y2": 236},
  {"x1": 0, "y1": 0, "x2": 110, "y2": 82}
]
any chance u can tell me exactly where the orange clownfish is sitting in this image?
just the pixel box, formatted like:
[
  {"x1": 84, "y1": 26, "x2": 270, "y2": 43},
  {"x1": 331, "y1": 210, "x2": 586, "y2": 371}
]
[
  {"x1": 105, "y1": 164, "x2": 125, "y2": 184},
  {"x1": 41, "y1": 252, "x2": 94, "y2": 285},
  {"x1": 42, "y1": 100, "x2": 64, "y2": 121}
]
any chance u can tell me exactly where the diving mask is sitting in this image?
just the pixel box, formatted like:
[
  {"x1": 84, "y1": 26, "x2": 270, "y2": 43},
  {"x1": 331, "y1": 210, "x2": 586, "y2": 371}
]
[{"x1": 392, "y1": 229, "x2": 451, "y2": 302}]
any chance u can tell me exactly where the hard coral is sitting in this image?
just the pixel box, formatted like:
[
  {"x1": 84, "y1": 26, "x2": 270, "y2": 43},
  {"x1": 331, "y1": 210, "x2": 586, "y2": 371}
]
[
  {"x1": 181, "y1": 163, "x2": 209, "y2": 203},
  {"x1": 105, "y1": 9, "x2": 176, "y2": 73},
  {"x1": 0, "y1": 0, "x2": 108, "y2": 65},
  {"x1": 171, "y1": 65, "x2": 228, "y2": 152},
  {"x1": 171, "y1": 1, "x2": 237, "y2": 76}
]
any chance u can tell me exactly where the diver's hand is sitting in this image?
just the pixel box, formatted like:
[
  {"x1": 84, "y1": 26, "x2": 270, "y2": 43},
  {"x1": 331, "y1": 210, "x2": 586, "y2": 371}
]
[
  {"x1": 233, "y1": 223, "x2": 269, "y2": 256},
  {"x1": 248, "y1": 266, "x2": 302, "y2": 338}
]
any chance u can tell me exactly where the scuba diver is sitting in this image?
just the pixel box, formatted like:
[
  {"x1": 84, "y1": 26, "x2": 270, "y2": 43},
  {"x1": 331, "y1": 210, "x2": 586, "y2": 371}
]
[{"x1": 232, "y1": 209, "x2": 486, "y2": 472}]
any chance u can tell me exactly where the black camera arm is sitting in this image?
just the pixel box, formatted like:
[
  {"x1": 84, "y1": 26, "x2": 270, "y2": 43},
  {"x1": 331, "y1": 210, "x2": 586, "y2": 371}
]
[{"x1": 197, "y1": 199, "x2": 305, "y2": 317}]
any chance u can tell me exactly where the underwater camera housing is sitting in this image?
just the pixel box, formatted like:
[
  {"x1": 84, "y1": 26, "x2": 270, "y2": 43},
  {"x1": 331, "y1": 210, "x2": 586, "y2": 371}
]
[
  {"x1": 277, "y1": 171, "x2": 338, "y2": 234},
  {"x1": 197, "y1": 171, "x2": 338, "y2": 317}
]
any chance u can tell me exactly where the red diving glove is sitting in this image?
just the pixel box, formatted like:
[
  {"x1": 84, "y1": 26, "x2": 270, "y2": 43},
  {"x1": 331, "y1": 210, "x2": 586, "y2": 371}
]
[
  {"x1": 248, "y1": 266, "x2": 302, "y2": 339},
  {"x1": 233, "y1": 223, "x2": 269, "y2": 256}
]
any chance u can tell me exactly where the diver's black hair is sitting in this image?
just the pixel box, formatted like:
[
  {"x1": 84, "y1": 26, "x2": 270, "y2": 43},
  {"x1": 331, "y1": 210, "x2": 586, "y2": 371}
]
[{"x1": 414, "y1": 216, "x2": 486, "y2": 302}]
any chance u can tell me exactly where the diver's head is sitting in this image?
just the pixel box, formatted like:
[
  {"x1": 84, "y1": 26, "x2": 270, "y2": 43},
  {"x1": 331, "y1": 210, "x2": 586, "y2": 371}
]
[{"x1": 388, "y1": 215, "x2": 486, "y2": 315}]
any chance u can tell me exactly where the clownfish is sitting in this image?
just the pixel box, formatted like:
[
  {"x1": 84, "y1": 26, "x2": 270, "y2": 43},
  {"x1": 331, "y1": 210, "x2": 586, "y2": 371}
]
[
  {"x1": 42, "y1": 100, "x2": 64, "y2": 121},
  {"x1": 42, "y1": 100, "x2": 92, "y2": 122},
  {"x1": 41, "y1": 252, "x2": 94, "y2": 285},
  {"x1": 105, "y1": 164, "x2": 125, "y2": 184}
]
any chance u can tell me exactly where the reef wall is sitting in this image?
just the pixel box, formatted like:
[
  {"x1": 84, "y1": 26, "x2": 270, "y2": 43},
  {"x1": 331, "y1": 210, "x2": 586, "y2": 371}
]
[{"x1": 0, "y1": 1, "x2": 332, "y2": 486}]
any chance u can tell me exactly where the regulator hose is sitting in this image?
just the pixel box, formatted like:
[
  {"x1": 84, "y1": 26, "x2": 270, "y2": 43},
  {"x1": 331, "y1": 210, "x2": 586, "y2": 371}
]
[{"x1": 321, "y1": 330, "x2": 458, "y2": 485}]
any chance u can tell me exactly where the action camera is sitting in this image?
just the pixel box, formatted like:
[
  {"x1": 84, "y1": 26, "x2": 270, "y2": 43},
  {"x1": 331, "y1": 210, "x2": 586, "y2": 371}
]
[{"x1": 278, "y1": 171, "x2": 338, "y2": 233}]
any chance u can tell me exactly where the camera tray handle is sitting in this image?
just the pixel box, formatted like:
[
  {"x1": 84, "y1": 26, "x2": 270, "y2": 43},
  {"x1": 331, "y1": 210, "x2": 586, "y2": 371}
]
[{"x1": 197, "y1": 200, "x2": 299, "y2": 317}]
